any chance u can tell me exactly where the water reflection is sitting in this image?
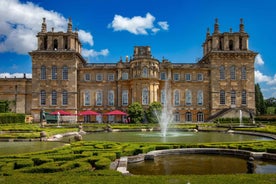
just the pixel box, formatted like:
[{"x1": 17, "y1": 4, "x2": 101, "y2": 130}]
[{"x1": 128, "y1": 154, "x2": 276, "y2": 175}]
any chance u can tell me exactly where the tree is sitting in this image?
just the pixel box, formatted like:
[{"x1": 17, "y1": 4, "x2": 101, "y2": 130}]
[
  {"x1": 145, "y1": 101, "x2": 162, "y2": 123},
  {"x1": 255, "y1": 83, "x2": 266, "y2": 115},
  {"x1": 127, "y1": 102, "x2": 144, "y2": 124}
]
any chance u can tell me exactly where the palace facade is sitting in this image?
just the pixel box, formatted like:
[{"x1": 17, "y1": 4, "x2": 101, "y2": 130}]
[{"x1": 0, "y1": 18, "x2": 257, "y2": 122}]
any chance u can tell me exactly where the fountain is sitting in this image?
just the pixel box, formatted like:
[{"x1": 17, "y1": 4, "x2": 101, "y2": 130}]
[{"x1": 154, "y1": 80, "x2": 173, "y2": 137}]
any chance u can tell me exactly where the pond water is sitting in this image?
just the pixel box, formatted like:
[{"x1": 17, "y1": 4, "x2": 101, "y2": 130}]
[
  {"x1": 127, "y1": 154, "x2": 276, "y2": 175},
  {"x1": 80, "y1": 131, "x2": 271, "y2": 143},
  {"x1": 0, "y1": 141, "x2": 65, "y2": 155}
]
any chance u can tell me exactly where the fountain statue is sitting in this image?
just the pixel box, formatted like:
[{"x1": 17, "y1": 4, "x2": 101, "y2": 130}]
[{"x1": 239, "y1": 110, "x2": 243, "y2": 127}]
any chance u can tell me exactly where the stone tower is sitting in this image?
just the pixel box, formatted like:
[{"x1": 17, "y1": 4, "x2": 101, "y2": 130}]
[
  {"x1": 29, "y1": 18, "x2": 86, "y2": 121},
  {"x1": 201, "y1": 19, "x2": 257, "y2": 117}
]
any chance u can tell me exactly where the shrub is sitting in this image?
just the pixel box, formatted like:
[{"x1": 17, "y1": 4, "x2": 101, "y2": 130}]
[
  {"x1": 94, "y1": 158, "x2": 111, "y2": 170},
  {"x1": 32, "y1": 157, "x2": 53, "y2": 166},
  {"x1": 14, "y1": 159, "x2": 33, "y2": 169},
  {"x1": 0, "y1": 113, "x2": 25, "y2": 124}
]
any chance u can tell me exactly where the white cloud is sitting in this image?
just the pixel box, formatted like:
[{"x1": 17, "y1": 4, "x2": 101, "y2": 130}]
[
  {"x1": 255, "y1": 54, "x2": 264, "y2": 65},
  {"x1": 108, "y1": 13, "x2": 169, "y2": 35},
  {"x1": 82, "y1": 48, "x2": 109, "y2": 58},
  {"x1": 255, "y1": 70, "x2": 271, "y2": 83},
  {"x1": 0, "y1": 72, "x2": 32, "y2": 78},
  {"x1": 158, "y1": 21, "x2": 169, "y2": 30},
  {"x1": 0, "y1": 0, "x2": 104, "y2": 57}
]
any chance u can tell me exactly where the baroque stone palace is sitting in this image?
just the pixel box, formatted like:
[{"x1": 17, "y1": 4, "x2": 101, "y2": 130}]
[{"x1": 0, "y1": 18, "x2": 257, "y2": 122}]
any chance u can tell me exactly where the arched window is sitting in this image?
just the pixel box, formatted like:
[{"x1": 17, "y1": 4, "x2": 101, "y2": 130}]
[
  {"x1": 62, "y1": 66, "x2": 68, "y2": 80},
  {"x1": 229, "y1": 40, "x2": 234, "y2": 50},
  {"x1": 41, "y1": 65, "x2": 46, "y2": 80},
  {"x1": 108, "y1": 90, "x2": 114, "y2": 106},
  {"x1": 142, "y1": 67, "x2": 148, "y2": 78},
  {"x1": 51, "y1": 90, "x2": 57, "y2": 105},
  {"x1": 241, "y1": 66, "x2": 246, "y2": 80},
  {"x1": 197, "y1": 112, "x2": 204, "y2": 122},
  {"x1": 122, "y1": 90, "x2": 128, "y2": 106},
  {"x1": 52, "y1": 65, "x2": 57, "y2": 80},
  {"x1": 219, "y1": 66, "x2": 225, "y2": 80},
  {"x1": 40, "y1": 90, "x2": 46, "y2": 106},
  {"x1": 174, "y1": 112, "x2": 180, "y2": 122},
  {"x1": 242, "y1": 90, "x2": 247, "y2": 105},
  {"x1": 185, "y1": 90, "x2": 192, "y2": 105},
  {"x1": 230, "y1": 66, "x2": 236, "y2": 80},
  {"x1": 220, "y1": 90, "x2": 225, "y2": 105},
  {"x1": 53, "y1": 39, "x2": 58, "y2": 50},
  {"x1": 84, "y1": 90, "x2": 90, "y2": 106},
  {"x1": 96, "y1": 90, "x2": 102, "y2": 106},
  {"x1": 62, "y1": 90, "x2": 68, "y2": 105},
  {"x1": 197, "y1": 90, "x2": 203, "y2": 105},
  {"x1": 186, "y1": 112, "x2": 192, "y2": 122},
  {"x1": 142, "y1": 88, "x2": 149, "y2": 105},
  {"x1": 231, "y1": 90, "x2": 236, "y2": 105},
  {"x1": 174, "y1": 90, "x2": 180, "y2": 106}
]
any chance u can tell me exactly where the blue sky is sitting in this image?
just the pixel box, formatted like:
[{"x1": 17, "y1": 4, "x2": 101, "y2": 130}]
[{"x1": 0, "y1": 0, "x2": 276, "y2": 98}]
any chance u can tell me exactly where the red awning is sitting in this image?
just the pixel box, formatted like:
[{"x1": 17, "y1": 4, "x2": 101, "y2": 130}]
[
  {"x1": 104, "y1": 110, "x2": 127, "y2": 116},
  {"x1": 50, "y1": 110, "x2": 72, "y2": 116},
  {"x1": 78, "y1": 110, "x2": 99, "y2": 116}
]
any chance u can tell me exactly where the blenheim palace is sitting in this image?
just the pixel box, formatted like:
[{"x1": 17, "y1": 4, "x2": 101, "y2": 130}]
[{"x1": 0, "y1": 18, "x2": 257, "y2": 122}]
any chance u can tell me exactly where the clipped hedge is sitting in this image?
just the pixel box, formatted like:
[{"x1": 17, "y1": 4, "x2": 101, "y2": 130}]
[
  {"x1": 0, "y1": 113, "x2": 25, "y2": 124},
  {"x1": 14, "y1": 159, "x2": 33, "y2": 169},
  {"x1": 94, "y1": 157, "x2": 111, "y2": 170}
]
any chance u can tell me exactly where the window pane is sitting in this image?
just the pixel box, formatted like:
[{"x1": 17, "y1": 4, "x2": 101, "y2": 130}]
[
  {"x1": 186, "y1": 90, "x2": 192, "y2": 105},
  {"x1": 231, "y1": 90, "x2": 236, "y2": 105},
  {"x1": 220, "y1": 66, "x2": 225, "y2": 80},
  {"x1": 161, "y1": 89, "x2": 166, "y2": 105},
  {"x1": 186, "y1": 112, "x2": 192, "y2": 122},
  {"x1": 174, "y1": 90, "x2": 180, "y2": 106},
  {"x1": 96, "y1": 74, "x2": 103, "y2": 81},
  {"x1": 142, "y1": 67, "x2": 148, "y2": 78},
  {"x1": 220, "y1": 90, "x2": 225, "y2": 105},
  {"x1": 96, "y1": 91, "x2": 102, "y2": 106},
  {"x1": 142, "y1": 88, "x2": 149, "y2": 105},
  {"x1": 122, "y1": 72, "x2": 128, "y2": 80},
  {"x1": 173, "y1": 73, "x2": 180, "y2": 81},
  {"x1": 108, "y1": 90, "x2": 114, "y2": 106},
  {"x1": 52, "y1": 66, "x2": 57, "y2": 80},
  {"x1": 197, "y1": 73, "x2": 203, "y2": 81},
  {"x1": 230, "y1": 66, "x2": 236, "y2": 80},
  {"x1": 160, "y1": 72, "x2": 166, "y2": 80},
  {"x1": 41, "y1": 66, "x2": 46, "y2": 80},
  {"x1": 122, "y1": 90, "x2": 128, "y2": 106},
  {"x1": 241, "y1": 66, "x2": 246, "y2": 80},
  {"x1": 197, "y1": 90, "x2": 203, "y2": 105},
  {"x1": 84, "y1": 91, "x2": 90, "y2": 106},
  {"x1": 40, "y1": 90, "x2": 46, "y2": 105},
  {"x1": 197, "y1": 112, "x2": 204, "y2": 122},
  {"x1": 62, "y1": 90, "x2": 68, "y2": 105},
  {"x1": 242, "y1": 90, "x2": 247, "y2": 105},
  {"x1": 84, "y1": 74, "x2": 90, "y2": 81},
  {"x1": 185, "y1": 74, "x2": 191, "y2": 81},
  {"x1": 108, "y1": 74, "x2": 114, "y2": 81},
  {"x1": 62, "y1": 66, "x2": 68, "y2": 80},
  {"x1": 51, "y1": 90, "x2": 57, "y2": 105}
]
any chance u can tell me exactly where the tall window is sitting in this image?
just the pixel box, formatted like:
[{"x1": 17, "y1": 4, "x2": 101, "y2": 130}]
[
  {"x1": 241, "y1": 66, "x2": 246, "y2": 80},
  {"x1": 220, "y1": 90, "x2": 225, "y2": 105},
  {"x1": 197, "y1": 90, "x2": 203, "y2": 105},
  {"x1": 160, "y1": 72, "x2": 166, "y2": 80},
  {"x1": 186, "y1": 90, "x2": 192, "y2": 105},
  {"x1": 185, "y1": 73, "x2": 191, "y2": 81},
  {"x1": 186, "y1": 112, "x2": 192, "y2": 122},
  {"x1": 229, "y1": 40, "x2": 234, "y2": 50},
  {"x1": 96, "y1": 90, "x2": 102, "y2": 106},
  {"x1": 62, "y1": 90, "x2": 68, "y2": 105},
  {"x1": 142, "y1": 67, "x2": 148, "y2": 77},
  {"x1": 197, "y1": 112, "x2": 204, "y2": 122},
  {"x1": 41, "y1": 65, "x2": 46, "y2": 80},
  {"x1": 52, "y1": 66, "x2": 57, "y2": 80},
  {"x1": 62, "y1": 66, "x2": 68, "y2": 80},
  {"x1": 161, "y1": 89, "x2": 166, "y2": 105},
  {"x1": 219, "y1": 66, "x2": 225, "y2": 80},
  {"x1": 122, "y1": 72, "x2": 128, "y2": 80},
  {"x1": 242, "y1": 90, "x2": 247, "y2": 105},
  {"x1": 231, "y1": 90, "x2": 236, "y2": 105},
  {"x1": 108, "y1": 90, "x2": 114, "y2": 106},
  {"x1": 174, "y1": 90, "x2": 180, "y2": 106},
  {"x1": 84, "y1": 91, "x2": 90, "y2": 106},
  {"x1": 174, "y1": 112, "x2": 180, "y2": 122},
  {"x1": 230, "y1": 66, "x2": 236, "y2": 80},
  {"x1": 173, "y1": 73, "x2": 180, "y2": 81},
  {"x1": 122, "y1": 90, "x2": 128, "y2": 106},
  {"x1": 51, "y1": 90, "x2": 57, "y2": 105},
  {"x1": 142, "y1": 88, "x2": 149, "y2": 105},
  {"x1": 40, "y1": 90, "x2": 46, "y2": 105}
]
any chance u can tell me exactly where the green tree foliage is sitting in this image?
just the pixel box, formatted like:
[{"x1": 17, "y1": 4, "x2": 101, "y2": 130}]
[
  {"x1": 145, "y1": 101, "x2": 162, "y2": 123},
  {"x1": 127, "y1": 102, "x2": 144, "y2": 123},
  {"x1": 0, "y1": 100, "x2": 10, "y2": 113},
  {"x1": 255, "y1": 83, "x2": 266, "y2": 115},
  {"x1": 265, "y1": 97, "x2": 276, "y2": 107}
]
